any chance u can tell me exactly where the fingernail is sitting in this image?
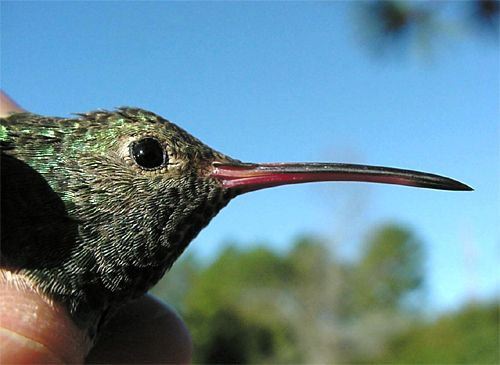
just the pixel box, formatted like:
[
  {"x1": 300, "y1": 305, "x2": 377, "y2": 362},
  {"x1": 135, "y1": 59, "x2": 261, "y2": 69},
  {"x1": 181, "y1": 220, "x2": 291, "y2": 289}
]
[{"x1": 0, "y1": 328, "x2": 64, "y2": 364}]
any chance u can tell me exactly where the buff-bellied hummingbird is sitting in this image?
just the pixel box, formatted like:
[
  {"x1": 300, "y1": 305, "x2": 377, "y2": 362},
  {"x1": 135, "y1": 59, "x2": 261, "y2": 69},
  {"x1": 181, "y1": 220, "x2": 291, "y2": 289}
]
[{"x1": 0, "y1": 107, "x2": 472, "y2": 339}]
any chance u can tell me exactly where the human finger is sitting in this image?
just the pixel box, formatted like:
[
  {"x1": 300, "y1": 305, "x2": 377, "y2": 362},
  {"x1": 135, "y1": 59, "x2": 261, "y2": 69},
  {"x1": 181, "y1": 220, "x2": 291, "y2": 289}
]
[{"x1": 0, "y1": 270, "x2": 90, "y2": 364}]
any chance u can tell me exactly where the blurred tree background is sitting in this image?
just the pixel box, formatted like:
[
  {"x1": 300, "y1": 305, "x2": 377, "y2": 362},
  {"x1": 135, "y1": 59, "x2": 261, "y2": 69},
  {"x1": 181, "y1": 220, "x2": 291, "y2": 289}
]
[
  {"x1": 153, "y1": 223, "x2": 498, "y2": 363},
  {"x1": 152, "y1": 1, "x2": 499, "y2": 363}
]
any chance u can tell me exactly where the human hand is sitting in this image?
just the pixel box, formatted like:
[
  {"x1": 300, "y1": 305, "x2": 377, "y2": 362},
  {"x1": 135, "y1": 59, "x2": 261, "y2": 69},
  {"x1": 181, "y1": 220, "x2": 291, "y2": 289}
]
[{"x1": 0, "y1": 92, "x2": 192, "y2": 364}]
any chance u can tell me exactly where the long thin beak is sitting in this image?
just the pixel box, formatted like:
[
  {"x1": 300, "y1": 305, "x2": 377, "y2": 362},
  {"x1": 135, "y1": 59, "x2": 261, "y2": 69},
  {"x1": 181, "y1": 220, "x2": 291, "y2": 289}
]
[{"x1": 211, "y1": 162, "x2": 472, "y2": 194}]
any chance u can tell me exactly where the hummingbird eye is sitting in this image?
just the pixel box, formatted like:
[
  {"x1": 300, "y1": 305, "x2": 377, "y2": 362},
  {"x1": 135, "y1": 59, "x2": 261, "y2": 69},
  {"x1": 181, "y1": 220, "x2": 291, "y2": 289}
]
[{"x1": 130, "y1": 137, "x2": 166, "y2": 169}]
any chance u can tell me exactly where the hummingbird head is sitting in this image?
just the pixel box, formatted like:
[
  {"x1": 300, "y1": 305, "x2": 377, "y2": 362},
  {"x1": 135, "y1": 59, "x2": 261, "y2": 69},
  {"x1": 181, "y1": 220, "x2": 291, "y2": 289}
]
[
  {"x1": 50, "y1": 108, "x2": 240, "y2": 303},
  {"x1": 68, "y1": 106, "x2": 471, "y2": 294},
  {"x1": 1, "y1": 107, "x2": 471, "y2": 333},
  {"x1": 2, "y1": 107, "x2": 239, "y2": 329}
]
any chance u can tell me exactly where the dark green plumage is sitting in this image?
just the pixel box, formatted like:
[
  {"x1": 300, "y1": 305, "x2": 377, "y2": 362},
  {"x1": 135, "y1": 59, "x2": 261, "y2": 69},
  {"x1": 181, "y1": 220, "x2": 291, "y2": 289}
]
[{"x1": 1, "y1": 108, "x2": 236, "y2": 336}]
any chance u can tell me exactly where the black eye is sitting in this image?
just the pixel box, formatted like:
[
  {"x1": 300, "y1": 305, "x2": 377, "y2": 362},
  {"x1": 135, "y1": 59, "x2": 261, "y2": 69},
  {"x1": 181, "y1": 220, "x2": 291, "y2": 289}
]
[{"x1": 130, "y1": 138, "x2": 166, "y2": 169}]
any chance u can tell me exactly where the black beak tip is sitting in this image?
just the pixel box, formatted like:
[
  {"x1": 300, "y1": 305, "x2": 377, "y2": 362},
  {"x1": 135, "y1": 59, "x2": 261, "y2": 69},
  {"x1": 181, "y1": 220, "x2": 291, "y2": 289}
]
[
  {"x1": 455, "y1": 182, "x2": 474, "y2": 191},
  {"x1": 431, "y1": 179, "x2": 474, "y2": 191}
]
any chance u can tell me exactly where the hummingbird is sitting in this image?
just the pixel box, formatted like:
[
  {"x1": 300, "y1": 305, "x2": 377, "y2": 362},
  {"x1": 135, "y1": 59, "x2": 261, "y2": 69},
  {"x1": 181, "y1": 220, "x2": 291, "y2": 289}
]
[{"x1": 0, "y1": 108, "x2": 471, "y2": 338}]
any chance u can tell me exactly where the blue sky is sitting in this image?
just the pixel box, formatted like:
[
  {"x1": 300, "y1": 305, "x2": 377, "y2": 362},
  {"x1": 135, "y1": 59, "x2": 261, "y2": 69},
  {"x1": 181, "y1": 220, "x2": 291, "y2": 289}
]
[{"x1": 2, "y1": 2, "x2": 498, "y2": 312}]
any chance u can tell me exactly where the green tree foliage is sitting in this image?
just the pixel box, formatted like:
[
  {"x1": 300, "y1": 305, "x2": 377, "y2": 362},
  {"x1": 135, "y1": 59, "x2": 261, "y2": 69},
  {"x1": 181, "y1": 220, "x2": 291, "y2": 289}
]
[
  {"x1": 154, "y1": 224, "x2": 498, "y2": 363},
  {"x1": 374, "y1": 302, "x2": 499, "y2": 364},
  {"x1": 182, "y1": 246, "x2": 299, "y2": 363},
  {"x1": 153, "y1": 223, "x2": 436, "y2": 363},
  {"x1": 354, "y1": 225, "x2": 424, "y2": 312},
  {"x1": 357, "y1": 0, "x2": 499, "y2": 56}
]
